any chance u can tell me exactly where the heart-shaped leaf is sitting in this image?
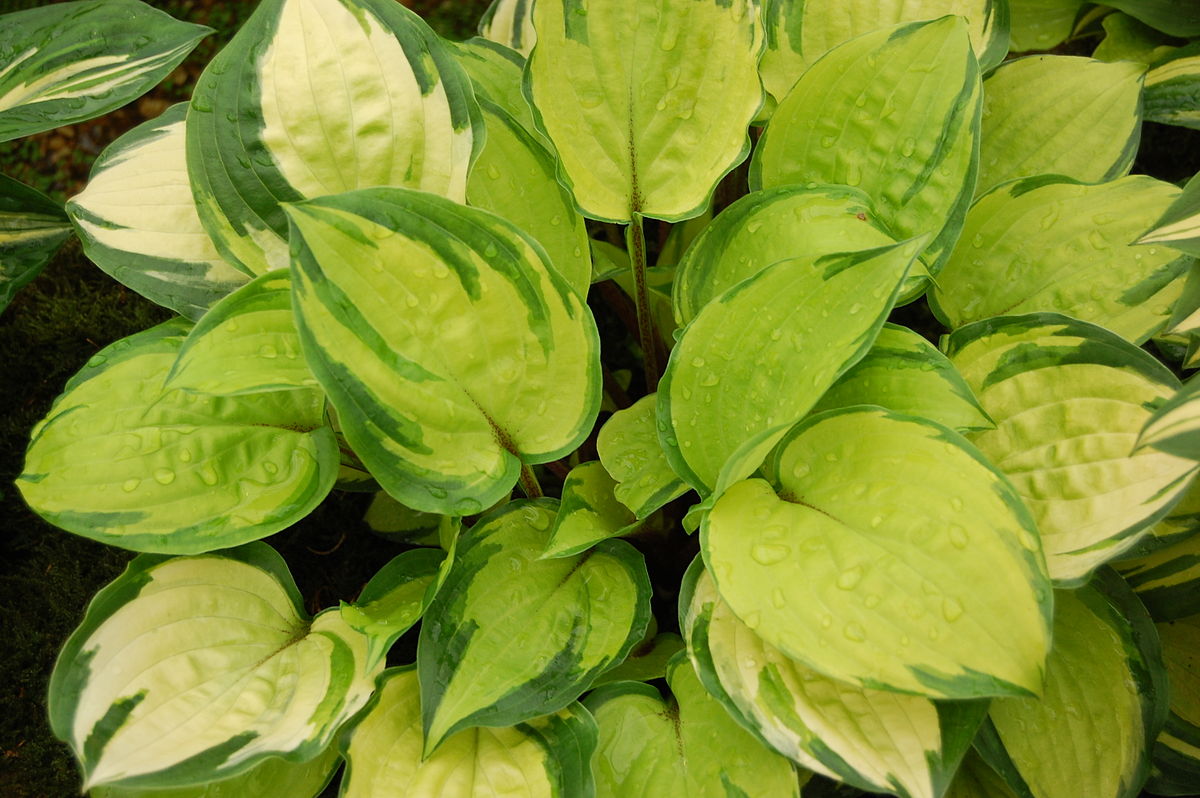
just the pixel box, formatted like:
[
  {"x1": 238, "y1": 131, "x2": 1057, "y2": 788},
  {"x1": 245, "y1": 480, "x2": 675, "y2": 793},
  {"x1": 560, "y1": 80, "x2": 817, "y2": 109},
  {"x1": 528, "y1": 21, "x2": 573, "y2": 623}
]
[{"x1": 596, "y1": 393, "x2": 689, "y2": 519}]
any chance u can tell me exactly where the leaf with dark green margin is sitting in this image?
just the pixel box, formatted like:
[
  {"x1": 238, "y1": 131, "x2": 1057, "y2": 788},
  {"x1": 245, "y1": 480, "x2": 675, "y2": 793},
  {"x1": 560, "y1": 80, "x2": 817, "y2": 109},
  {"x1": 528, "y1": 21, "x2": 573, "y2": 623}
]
[
  {"x1": 285, "y1": 187, "x2": 601, "y2": 516},
  {"x1": 975, "y1": 570, "x2": 1168, "y2": 798},
  {"x1": 946, "y1": 313, "x2": 1199, "y2": 584},
  {"x1": 47, "y1": 544, "x2": 380, "y2": 791},
  {"x1": 17, "y1": 319, "x2": 338, "y2": 554},
  {"x1": 417, "y1": 500, "x2": 651, "y2": 755},
  {"x1": 364, "y1": 492, "x2": 445, "y2": 546},
  {"x1": 672, "y1": 185, "x2": 903, "y2": 327},
  {"x1": 702, "y1": 406, "x2": 1053, "y2": 698},
  {"x1": 91, "y1": 743, "x2": 341, "y2": 798},
  {"x1": 1146, "y1": 614, "x2": 1200, "y2": 794},
  {"x1": 1007, "y1": 0, "x2": 1084, "y2": 52},
  {"x1": 1141, "y1": 171, "x2": 1200, "y2": 259},
  {"x1": 932, "y1": 175, "x2": 1193, "y2": 344},
  {"x1": 467, "y1": 97, "x2": 591, "y2": 297},
  {"x1": 812, "y1": 323, "x2": 993, "y2": 433},
  {"x1": 0, "y1": 171, "x2": 70, "y2": 314},
  {"x1": 596, "y1": 394, "x2": 690, "y2": 519},
  {"x1": 759, "y1": 0, "x2": 1006, "y2": 107},
  {"x1": 167, "y1": 271, "x2": 315, "y2": 396},
  {"x1": 584, "y1": 656, "x2": 800, "y2": 798},
  {"x1": 448, "y1": 37, "x2": 544, "y2": 146},
  {"x1": 1104, "y1": 0, "x2": 1200, "y2": 37},
  {"x1": 1117, "y1": 530, "x2": 1200, "y2": 622},
  {"x1": 1139, "y1": 371, "x2": 1200, "y2": 461},
  {"x1": 66, "y1": 103, "x2": 248, "y2": 320},
  {"x1": 0, "y1": 0, "x2": 210, "y2": 141},
  {"x1": 479, "y1": 0, "x2": 537, "y2": 56},
  {"x1": 186, "y1": 0, "x2": 481, "y2": 275},
  {"x1": 976, "y1": 56, "x2": 1144, "y2": 196},
  {"x1": 682, "y1": 562, "x2": 987, "y2": 798},
  {"x1": 659, "y1": 239, "x2": 921, "y2": 494},
  {"x1": 340, "y1": 547, "x2": 449, "y2": 669},
  {"x1": 752, "y1": 17, "x2": 981, "y2": 281},
  {"x1": 542, "y1": 461, "x2": 642, "y2": 559},
  {"x1": 526, "y1": 0, "x2": 763, "y2": 223},
  {"x1": 341, "y1": 666, "x2": 596, "y2": 798},
  {"x1": 1143, "y1": 48, "x2": 1200, "y2": 131}
]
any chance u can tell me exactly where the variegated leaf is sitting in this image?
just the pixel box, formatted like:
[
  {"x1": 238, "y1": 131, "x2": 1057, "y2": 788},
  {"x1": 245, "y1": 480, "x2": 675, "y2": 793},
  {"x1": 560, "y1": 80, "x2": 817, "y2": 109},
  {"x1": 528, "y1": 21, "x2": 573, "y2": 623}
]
[
  {"x1": 526, "y1": 0, "x2": 763, "y2": 222},
  {"x1": 341, "y1": 667, "x2": 596, "y2": 798},
  {"x1": 976, "y1": 56, "x2": 1144, "y2": 196},
  {"x1": 752, "y1": 17, "x2": 982, "y2": 280},
  {"x1": 542, "y1": 461, "x2": 641, "y2": 559},
  {"x1": 1144, "y1": 49, "x2": 1200, "y2": 131},
  {"x1": 0, "y1": 0, "x2": 209, "y2": 141},
  {"x1": 682, "y1": 563, "x2": 986, "y2": 798},
  {"x1": 671, "y1": 185, "x2": 901, "y2": 327},
  {"x1": 759, "y1": 0, "x2": 1007, "y2": 106},
  {"x1": 47, "y1": 545, "x2": 381, "y2": 791},
  {"x1": 417, "y1": 500, "x2": 651, "y2": 755},
  {"x1": 467, "y1": 97, "x2": 590, "y2": 297},
  {"x1": 596, "y1": 393, "x2": 690, "y2": 519},
  {"x1": 1147, "y1": 614, "x2": 1200, "y2": 794},
  {"x1": 1140, "y1": 169, "x2": 1200, "y2": 258},
  {"x1": 285, "y1": 188, "x2": 600, "y2": 516},
  {"x1": 17, "y1": 319, "x2": 338, "y2": 553},
  {"x1": 584, "y1": 655, "x2": 801, "y2": 798},
  {"x1": 976, "y1": 571, "x2": 1167, "y2": 798},
  {"x1": 932, "y1": 175, "x2": 1192, "y2": 344},
  {"x1": 0, "y1": 171, "x2": 70, "y2": 314},
  {"x1": 187, "y1": 0, "x2": 481, "y2": 275},
  {"x1": 944, "y1": 750, "x2": 1019, "y2": 798},
  {"x1": 946, "y1": 314, "x2": 1199, "y2": 584},
  {"x1": 67, "y1": 103, "x2": 248, "y2": 320},
  {"x1": 479, "y1": 0, "x2": 537, "y2": 56},
  {"x1": 1139, "y1": 371, "x2": 1200, "y2": 461},
  {"x1": 659, "y1": 240, "x2": 920, "y2": 494},
  {"x1": 701, "y1": 406, "x2": 1052, "y2": 698},
  {"x1": 167, "y1": 270, "x2": 314, "y2": 395},
  {"x1": 1117, "y1": 530, "x2": 1200, "y2": 622},
  {"x1": 811, "y1": 323, "x2": 993, "y2": 433},
  {"x1": 448, "y1": 37, "x2": 541, "y2": 144}
]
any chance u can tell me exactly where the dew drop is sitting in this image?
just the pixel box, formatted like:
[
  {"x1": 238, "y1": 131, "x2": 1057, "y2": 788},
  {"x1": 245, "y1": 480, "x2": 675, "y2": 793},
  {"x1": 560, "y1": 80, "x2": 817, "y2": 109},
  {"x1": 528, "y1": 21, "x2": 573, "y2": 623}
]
[
  {"x1": 901, "y1": 138, "x2": 916, "y2": 157},
  {"x1": 259, "y1": 344, "x2": 278, "y2": 358},
  {"x1": 199, "y1": 465, "x2": 219, "y2": 486},
  {"x1": 949, "y1": 525, "x2": 969, "y2": 549},
  {"x1": 864, "y1": 593, "x2": 880, "y2": 608},
  {"x1": 843, "y1": 622, "x2": 866, "y2": 642},
  {"x1": 178, "y1": 449, "x2": 193, "y2": 463},
  {"x1": 836, "y1": 566, "x2": 863, "y2": 590},
  {"x1": 700, "y1": 372, "x2": 720, "y2": 387},
  {"x1": 691, "y1": 356, "x2": 705, "y2": 367},
  {"x1": 869, "y1": 514, "x2": 884, "y2": 528},
  {"x1": 751, "y1": 543, "x2": 791, "y2": 565},
  {"x1": 121, "y1": 478, "x2": 140, "y2": 493},
  {"x1": 820, "y1": 614, "x2": 833, "y2": 629},
  {"x1": 154, "y1": 467, "x2": 176, "y2": 485},
  {"x1": 819, "y1": 135, "x2": 837, "y2": 148},
  {"x1": 87, "y1": 354, "x2": 107, "y2": 367},
  {"x1": 743, "y1": 611, "x2": 761, "y2": 629},
  {"x1": 263, "y1": 461, "x2": 278, "y2": 475},
  {"x1": 949, "y1": 496, "x2": 963, "y2": 511},
  {"x1": 942, "y1": 597, "x2": 964, "y2": 622}
]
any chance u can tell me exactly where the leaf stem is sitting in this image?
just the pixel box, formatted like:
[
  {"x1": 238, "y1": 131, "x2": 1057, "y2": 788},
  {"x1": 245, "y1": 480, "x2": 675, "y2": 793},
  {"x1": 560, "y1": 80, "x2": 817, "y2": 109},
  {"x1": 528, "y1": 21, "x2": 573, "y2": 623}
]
[
  {"x1": 519, "y1": 463, "x2": 543, "y2": 498},
  {"x1": 628, "y1": 213, "x2": 660, "y2": 391}
]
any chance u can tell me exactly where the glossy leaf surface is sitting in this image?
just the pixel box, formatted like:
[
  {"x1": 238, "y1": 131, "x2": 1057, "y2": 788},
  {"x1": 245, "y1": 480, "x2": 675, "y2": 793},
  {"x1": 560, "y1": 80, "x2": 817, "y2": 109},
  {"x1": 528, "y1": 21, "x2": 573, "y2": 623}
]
[
  {"x1": 596, "y1": 394, "x2": 689, "y2": 519},
  {"x1": 0, "y1": 172, "x2": 70, "y2": 314},
  {"x1": 542, "y1": 461, "x2": 640, "y2": 559}
]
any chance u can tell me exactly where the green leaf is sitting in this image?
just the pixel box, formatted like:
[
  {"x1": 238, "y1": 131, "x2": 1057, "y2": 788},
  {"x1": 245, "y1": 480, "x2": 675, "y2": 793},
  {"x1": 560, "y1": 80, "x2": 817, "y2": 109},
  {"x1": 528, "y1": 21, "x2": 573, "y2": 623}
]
[
  {"x1": 1144, "y1": 49, "x2": 1200, "y2": 131},
  {"x1": 811, "y1": 323, "x2": 993, "y2": 434},
  {"x1": 1093, "y1": 12, "x2": 1180, "y2": 65},
  {"x1": 448, "y1": 37, "x2": 542, "y2": 145},
  {"x1": 671, "y1": 185, "x2": 902, "y2": 327},
  {"x1": 1139, "y1": 372, "x2": 1200, "y2": 460},
  {"x1": 0, "y1": 0, "x2": 210, "y2": 142},
  {"x1": 591, "y1": 631, "x2": 684, "y2": 687},
  {"x1": 187, "y1": 0, "x2": 481, "y2": 275},
  {"x1": 1103, "y1": 0, "x2": 1200, "y2": 37},
  {"x1": 751, "y1": 16, "x2": 982, "y2": 281},
  {"x1": 466, "y1": 97, "x2": 591, "y2": 297},
  {"x1": 17, "y1": 319, "x2": 338, "y2": 554},
  {"x1": 1146, "y1": 615, "x2": 1200, "y2": 794},
  {"x1": 340, "y1": 547, "x2": 449, "y2": 669},
  {"x1": 542, "y1": 461, "x2": 641, "y2": 559},
  {"x1": 285, "y1": 187, "x2": 601, "y2": 516},
  {"x1": 976, "y1": 570, "x2": 1168, "y2": 798},
  {"x1": 1116, "y1": 526, "x2": 1200, "y2": 621},
  {"x1": 341, "y1": 667, "x2": 596, "y2": 798},
  {"x1": 931, "y1": 175, "x2": 1193, "y2": 345},
  {"x1": 363, "y1": 492, "x2": 445, "y2": 545},
  {"x1": 480, "y1": 0, "x2": 537, "y2": 56},
  {"x1": 584, "y1": 657, "x2": 800, "y2": 798},
  {"x1": 659, "y1": 240, "x2": 920, "y2": 494},
  {"x1": 682, "y1": 563, "x2": 986, "y2": 798},
  {"x1": 1007, "y1": 0, "x2": 1084, "y2": 52},
  {"x1": 759, "y1": 0, "x2": 1007, "y2": 106},
  {"x1": 1139, "y1": 170, "x2": 1200, "y2": 258},
  {"x1": 945, "y1": 313, "x2": 1199, "y2": 584},
  {"x1": 596, "y1": 393, "x2": 690, "y2": 519},
  {"x1": 0, "y1": 171, "x2": 71, "y2": 315},
  {"x1": 945, "y1": 750, "x2": 1019, "y2": 798},
  {"x1": 47, "y1": 544, "x2": 381, "y2": 791},
  {"x1": 66, "y1": 103, "x2": 248, "y2": 320},
  {"x1": 91, "y1": 743, "x2": 341, "y2": 798},
  {"x1": 526, "y1": 0, "x2": 763, "y2": 222},
  {"x1": 167, "y1": 271, "x2": 315, "y2": 396},
  {"x1": 976, "y1": 56, "x2": 1144, "y2": 196},
  {"x1": 417, "y1": 499, "x2": 651, "y2": 755},
  {"x1": 702, "y1": 406, "x2": 1053, "y2": 698}
]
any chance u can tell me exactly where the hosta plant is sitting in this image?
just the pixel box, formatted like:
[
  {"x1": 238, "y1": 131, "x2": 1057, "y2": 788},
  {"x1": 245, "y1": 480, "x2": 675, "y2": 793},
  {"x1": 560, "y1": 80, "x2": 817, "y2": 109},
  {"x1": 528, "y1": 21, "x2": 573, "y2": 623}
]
[{"x1": 14, "y1": 0, "x2": 1200, "y2": 795}]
